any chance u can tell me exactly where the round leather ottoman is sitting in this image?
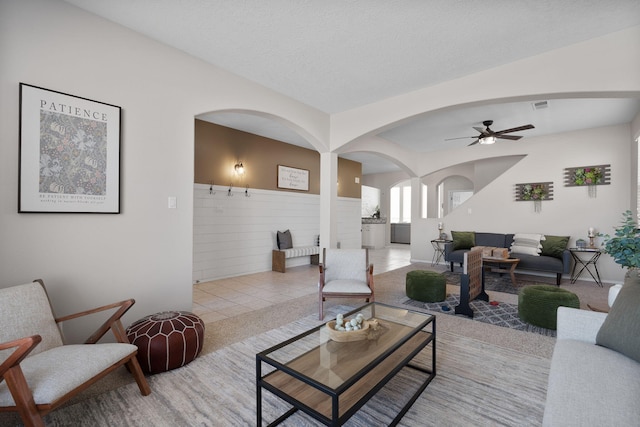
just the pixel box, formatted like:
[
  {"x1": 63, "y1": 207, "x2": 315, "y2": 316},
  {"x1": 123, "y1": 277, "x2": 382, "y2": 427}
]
[
  {"x1": 518, "y1": 285, "x2": 580, "y2": 330},
  {"x1": 406, "y1": 270, "x2": 446, "y2": 302},
  {"x1": 126, "y1": 311, "x2": 205, "y2": 374}
]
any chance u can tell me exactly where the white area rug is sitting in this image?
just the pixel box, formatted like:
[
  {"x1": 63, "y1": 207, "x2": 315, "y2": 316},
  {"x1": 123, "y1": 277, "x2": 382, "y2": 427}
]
[{"x1": 29, "y1": 309, "x2": 550, "y2": 426}]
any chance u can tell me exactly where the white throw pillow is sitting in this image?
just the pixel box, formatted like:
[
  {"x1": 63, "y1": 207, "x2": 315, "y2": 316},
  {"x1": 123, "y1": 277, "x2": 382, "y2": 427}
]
[
  {"x1": 510, "y1": 245, "x2": 541, "y2": 256},
  {"x1": 513, "y1": 233, "x2": 546, "y2": 241},
  {"x1": 511, "y1": 238, "x2": 543, "y2": 248}
]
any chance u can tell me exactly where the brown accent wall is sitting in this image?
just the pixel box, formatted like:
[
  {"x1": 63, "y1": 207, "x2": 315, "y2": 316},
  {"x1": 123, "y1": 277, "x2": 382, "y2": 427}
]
[
  {"x1": 338, "y1": 157, "x2": 362, "y2": 198},
  {"x1": 194, "y1": 119, "x2": 361, "y2": 198}
]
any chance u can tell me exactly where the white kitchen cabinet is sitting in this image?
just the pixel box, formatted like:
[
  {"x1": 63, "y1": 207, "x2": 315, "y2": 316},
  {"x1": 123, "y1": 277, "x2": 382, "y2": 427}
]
[{"x1": 362, "y1": 223, "x2": 385, "y2": 249}]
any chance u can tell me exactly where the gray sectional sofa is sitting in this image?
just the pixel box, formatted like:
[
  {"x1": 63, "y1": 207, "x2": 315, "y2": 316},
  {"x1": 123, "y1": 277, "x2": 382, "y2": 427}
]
[
  {"x1": 444, "y1": 232, "x2": 571, "y2": 285},
  {"x1": 543, "y1": 271, "x2": 640, "y2": 425}
]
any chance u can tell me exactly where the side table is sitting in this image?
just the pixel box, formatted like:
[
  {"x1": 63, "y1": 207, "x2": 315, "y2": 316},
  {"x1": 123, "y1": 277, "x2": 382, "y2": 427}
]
[
  {"x1": 569, "y1": 248, "x2": 603, "y2": 287},
  {"x1": 431, "y1": 239, "x2": 452, "y2": 266}
]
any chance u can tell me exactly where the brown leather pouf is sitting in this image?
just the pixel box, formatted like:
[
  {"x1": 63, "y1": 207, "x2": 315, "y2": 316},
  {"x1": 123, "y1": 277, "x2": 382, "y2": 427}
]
[{"x1": 126, "y1": 311, "x2": 205, "y2": 374}]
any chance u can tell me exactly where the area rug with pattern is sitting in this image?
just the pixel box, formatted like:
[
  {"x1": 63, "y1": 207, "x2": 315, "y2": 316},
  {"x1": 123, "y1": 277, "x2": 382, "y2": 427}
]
[
  {"x1": 401, "y1": 294, "x2": 556, "y2": 337},
  {"x1": 24, "y1": 308, "x2": 549, "y2": 427},
  {"x1": 441, "y1": 270, "x2": 555, "y2": 295}
]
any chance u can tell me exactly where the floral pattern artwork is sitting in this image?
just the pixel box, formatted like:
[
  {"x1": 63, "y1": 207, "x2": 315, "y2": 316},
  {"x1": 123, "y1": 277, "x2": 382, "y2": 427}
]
[
  {"x1": 39, "y1": 111, "x2": 108, "y2": 195},
  {"x1": 19, "y1": 83, "x2": 120, "y2": 213}
]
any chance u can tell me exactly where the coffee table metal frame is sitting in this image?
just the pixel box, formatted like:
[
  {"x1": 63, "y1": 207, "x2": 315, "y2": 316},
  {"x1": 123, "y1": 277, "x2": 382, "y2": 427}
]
[{"x1": 256, "y1": 302, "x2": 436, "y2": 426}]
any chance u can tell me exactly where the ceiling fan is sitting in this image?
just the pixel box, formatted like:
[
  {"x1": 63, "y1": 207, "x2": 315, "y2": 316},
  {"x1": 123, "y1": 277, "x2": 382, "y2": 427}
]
[{"x1": 446, "y1": 120, "x2": 535, "y2": 146}]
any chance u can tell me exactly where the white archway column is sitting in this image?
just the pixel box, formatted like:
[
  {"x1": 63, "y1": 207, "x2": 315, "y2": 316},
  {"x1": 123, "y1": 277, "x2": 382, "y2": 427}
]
[
  {"x1": 409, "y1": 176, "x2": 422, "y2": 261},
  {"x1": 320, "y1": 152, "x2": 338, "y2": 256}
]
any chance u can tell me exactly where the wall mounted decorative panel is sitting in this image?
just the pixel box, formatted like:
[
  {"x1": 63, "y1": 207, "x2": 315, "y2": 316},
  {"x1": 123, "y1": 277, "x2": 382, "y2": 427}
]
[
  {"x1": 563, "y1": 164, "x2": 610, "y2": 187},
  {"x1": 515, "y1": 182, "x2": 554, "y2": 201}
]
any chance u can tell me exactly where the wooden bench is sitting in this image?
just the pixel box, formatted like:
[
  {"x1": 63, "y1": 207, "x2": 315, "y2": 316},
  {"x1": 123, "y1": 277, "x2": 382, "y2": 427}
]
[{"x1": 272, "y1": 246, "x2": 320, "y2": 273}]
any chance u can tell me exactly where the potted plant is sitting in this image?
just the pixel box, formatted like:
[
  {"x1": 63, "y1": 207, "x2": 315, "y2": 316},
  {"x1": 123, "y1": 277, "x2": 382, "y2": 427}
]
[
  {"x1": 372, "y1": 205, "x2": 381, "y2": 219},
  {"x1": 600, "y1": 210, "x2": 640, "y2": 273}
]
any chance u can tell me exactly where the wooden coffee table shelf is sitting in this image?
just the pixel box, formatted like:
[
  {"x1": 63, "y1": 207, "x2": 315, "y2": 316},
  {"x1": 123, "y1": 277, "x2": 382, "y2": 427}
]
[
  {"x1": 482, "y1": 256, "x2": 520, "y2": 285},
  {"x1": 256, "y1": 303, "x2": 436, "y2": 426}
]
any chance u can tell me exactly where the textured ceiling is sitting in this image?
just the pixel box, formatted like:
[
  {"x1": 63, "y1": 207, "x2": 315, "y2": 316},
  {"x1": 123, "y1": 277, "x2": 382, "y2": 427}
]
[{"x1": 64, "y1": 0, "x2": 640, "y2": 173}]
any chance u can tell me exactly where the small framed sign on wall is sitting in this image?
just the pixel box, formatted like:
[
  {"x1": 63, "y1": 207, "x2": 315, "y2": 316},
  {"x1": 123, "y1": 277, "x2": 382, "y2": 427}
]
[
  {"x1": 18, "y1": 83, "x2": 121, "y2": 213},
  {"x1": 277, "y1": 165, "x2": 309, "y2": 191}
]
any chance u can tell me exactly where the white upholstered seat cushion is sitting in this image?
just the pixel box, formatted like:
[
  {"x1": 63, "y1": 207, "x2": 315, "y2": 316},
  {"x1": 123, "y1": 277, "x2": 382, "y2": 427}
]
[
  {"x1": 322, "y1": 279, "x2": 372, "y2": 295},
  {"x1": 281, "y1": 246, "x2": 319, "y2": 258},
  {"x1": 0, "y1": 282, "x2": 63, "y2": 356},
  {"x1": 0, "y1": 343, "x2": 137, "y2": 406}
]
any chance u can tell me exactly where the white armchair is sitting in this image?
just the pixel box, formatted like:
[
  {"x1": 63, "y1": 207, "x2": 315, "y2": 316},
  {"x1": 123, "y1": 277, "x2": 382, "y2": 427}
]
[
  {"x1": 318, "y1": 248, "x2": 374, "y2": 320},
  {"x1": 0, "y1": 280, "x2": 150, "y2": 426}
]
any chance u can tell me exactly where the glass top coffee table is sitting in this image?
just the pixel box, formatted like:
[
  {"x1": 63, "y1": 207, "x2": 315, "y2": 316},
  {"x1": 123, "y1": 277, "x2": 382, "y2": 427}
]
[{"x1": 256, "y1": 302, "x2": 436, "y2": 426}]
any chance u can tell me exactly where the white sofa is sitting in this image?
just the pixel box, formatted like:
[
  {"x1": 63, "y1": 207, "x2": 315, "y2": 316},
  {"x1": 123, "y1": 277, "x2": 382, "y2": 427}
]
[{"x1": 543, "y1": 284, "x2": 640, "y2": 425}]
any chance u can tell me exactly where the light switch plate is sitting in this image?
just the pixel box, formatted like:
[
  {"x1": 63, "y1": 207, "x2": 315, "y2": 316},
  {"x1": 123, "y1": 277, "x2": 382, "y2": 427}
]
[{"x1": 168, "y1": 196, "x2": 177, "y2": 209}]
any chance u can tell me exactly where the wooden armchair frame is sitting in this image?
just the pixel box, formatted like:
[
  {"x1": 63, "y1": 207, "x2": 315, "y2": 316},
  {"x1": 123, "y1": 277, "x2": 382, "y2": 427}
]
[
  {"x1": 318, "y1": 248, "x2": 374, "y2": 320},
  {"x1": 0, "y1": 279, "x2": 151, "y2": 427}
]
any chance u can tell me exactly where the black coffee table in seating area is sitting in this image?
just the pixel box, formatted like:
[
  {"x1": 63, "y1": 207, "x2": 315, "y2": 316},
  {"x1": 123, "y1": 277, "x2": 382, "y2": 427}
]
[{"x1": 256, "y1": 302, "x2": 436, "y2": 426}]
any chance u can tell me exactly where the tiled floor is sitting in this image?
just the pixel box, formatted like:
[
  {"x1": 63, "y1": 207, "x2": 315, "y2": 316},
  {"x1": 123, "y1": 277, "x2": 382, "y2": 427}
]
[{"x1": 192, "y1": 244, "x2": 412, "y2": 323}]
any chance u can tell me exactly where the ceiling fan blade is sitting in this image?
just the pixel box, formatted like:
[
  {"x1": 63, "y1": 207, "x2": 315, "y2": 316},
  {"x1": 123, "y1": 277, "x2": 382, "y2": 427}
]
[
  {"x1": 468, "y1": 139, "x2": 479, "y2": 146},
  {"x1": 494, "y1": 124, "x2": 534, "y2": 135},
  {"x1": 445, "y1": 136, "x2": 476, "y2": 141},
  {"x1": 496, "y1": 134, "x2": 522, "y2": 140},
  {"x1": 472, "y1": 126, "x2": 490, "y2": 136}
]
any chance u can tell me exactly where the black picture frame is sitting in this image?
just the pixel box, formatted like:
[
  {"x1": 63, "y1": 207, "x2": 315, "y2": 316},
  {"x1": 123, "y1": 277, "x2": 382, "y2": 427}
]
[{"x1": 19, "y1": 83, "x2": 121, "y2": 213}]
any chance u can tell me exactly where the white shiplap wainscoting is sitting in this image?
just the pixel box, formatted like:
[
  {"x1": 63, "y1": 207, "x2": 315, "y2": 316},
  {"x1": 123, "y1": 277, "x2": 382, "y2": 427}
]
[
  {"x1": 193, "y1": 184, "x2": 362, "y2": 283},
  {"x1": 335, "y1": 197, "x2": 363, "y2": 250}
]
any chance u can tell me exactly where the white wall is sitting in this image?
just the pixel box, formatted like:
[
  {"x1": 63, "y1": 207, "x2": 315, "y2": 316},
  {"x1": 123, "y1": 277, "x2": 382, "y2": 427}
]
[
  {"x1": 1, "y1": 1, "x2": 638, "y2": 342},
  {"x1": 0, "y1": 0, "x2": 329, "y2": 341},
  {"x1": 410, "y1": 124, "x2": 633, "y2": 283},
  {"x1": 193, "y1": 184, "x2": 361, "y2": 281},
  {"x1": 335, "y1": 197, "x2": 363, "y2": 250}
]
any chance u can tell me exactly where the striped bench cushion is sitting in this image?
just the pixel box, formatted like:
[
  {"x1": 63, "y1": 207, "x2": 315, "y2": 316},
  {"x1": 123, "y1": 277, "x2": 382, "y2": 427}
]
[{"x1": 281, "y1": 246, "x2": 320, "y2": 258}]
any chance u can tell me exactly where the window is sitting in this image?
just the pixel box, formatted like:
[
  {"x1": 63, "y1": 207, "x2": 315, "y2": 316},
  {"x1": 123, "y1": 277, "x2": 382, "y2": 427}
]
[
  {"x1": 390, "y1": 180, "x2": 411, "y2": 223},
  {"x1": 421, "y1": 184, "x2": 428, "y2": 219},
  {"x1": 390, "y1": 186, "x2": 400, "y2": 223}
]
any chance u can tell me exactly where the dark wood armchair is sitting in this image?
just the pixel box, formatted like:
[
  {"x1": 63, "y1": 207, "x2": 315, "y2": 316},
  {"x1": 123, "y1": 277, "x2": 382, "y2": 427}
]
[{"x1": 0, "y1": 279, "x2": 151, "y2": 426}]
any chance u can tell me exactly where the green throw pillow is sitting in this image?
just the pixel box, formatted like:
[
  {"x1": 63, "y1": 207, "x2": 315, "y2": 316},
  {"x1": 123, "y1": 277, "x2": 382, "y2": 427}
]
[
  {"x1": 452, "y1": 231, "x2": 475, "y2": 251},
  {"x1": 540, "y1": 235, "x2": 569, "y2": 259},
  {"x1": 596, "y1": 269, "x2": 640, "y2": 363}
]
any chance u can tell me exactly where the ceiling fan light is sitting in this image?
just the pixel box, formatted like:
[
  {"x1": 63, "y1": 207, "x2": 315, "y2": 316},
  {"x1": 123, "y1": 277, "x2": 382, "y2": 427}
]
[{"x1": 480, "y1": 136, "x2": 496, "y2": 145}]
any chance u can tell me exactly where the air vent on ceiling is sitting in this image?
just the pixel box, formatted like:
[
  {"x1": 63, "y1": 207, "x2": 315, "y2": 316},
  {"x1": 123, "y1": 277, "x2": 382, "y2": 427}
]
[{"x1": 532, "y1": 100, "x2": 549, "y2": 110}]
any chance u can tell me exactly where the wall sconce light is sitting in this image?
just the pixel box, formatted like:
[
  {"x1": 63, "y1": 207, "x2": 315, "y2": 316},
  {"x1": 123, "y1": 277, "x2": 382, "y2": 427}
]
[{"x1": 234, "y1": 162, "x2": 245, "y2": 175}]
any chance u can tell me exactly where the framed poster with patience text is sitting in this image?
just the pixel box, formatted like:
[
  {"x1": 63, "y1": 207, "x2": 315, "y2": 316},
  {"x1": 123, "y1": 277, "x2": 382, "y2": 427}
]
[
  {"x1": 19, "y1": 83, "x2": 121, "y2": 213},
  {"x1": 277, "y1": 165, "x2": 309, "y2": 191}
]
